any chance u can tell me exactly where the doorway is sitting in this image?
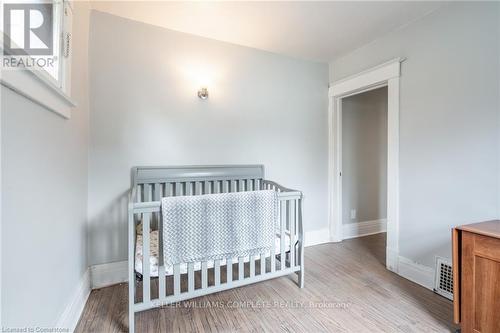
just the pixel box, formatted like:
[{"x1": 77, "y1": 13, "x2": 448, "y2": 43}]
[
  {"x1": 341, "y1": 87, "x2": 387, "y2": 246},
  {"x1": 328, "y1": 58, "x2": 401, "y2": 273}
]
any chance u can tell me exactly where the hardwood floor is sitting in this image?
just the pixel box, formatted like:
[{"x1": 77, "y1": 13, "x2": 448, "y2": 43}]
[{"x1": 76, "y1": 233, "x2": 456, "y2": 332}]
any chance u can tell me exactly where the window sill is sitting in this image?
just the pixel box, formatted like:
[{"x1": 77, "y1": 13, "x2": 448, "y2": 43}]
[{"x1": 1, "y1": 68, "x2": 76, "y2": 119}]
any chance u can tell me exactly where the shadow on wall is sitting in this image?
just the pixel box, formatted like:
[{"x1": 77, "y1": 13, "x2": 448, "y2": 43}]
[{"x1": 88, "y1": 190, "x2": 130, "y2": 265}]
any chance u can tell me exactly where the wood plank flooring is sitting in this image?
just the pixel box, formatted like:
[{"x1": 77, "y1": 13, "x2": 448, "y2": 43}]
[{"x1": 76, "y1": 233, "x2": 457, "y2": 332}]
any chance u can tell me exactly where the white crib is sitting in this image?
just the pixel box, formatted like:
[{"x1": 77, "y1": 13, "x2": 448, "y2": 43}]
[{"x1": 128, "y1": 165, "x2": 304, "y2": 332}]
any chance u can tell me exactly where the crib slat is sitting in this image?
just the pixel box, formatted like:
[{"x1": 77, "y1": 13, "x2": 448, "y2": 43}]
[
  {"x1": 290, "y1": 200, "x2": 295, "y2": 268},
  {"x1": 136, "y1": 184, "x2": 141, "y2": 202},
  {"x1": 158, "y1": 266, "x2": 166, "y2": 299},
  {"x1": 165, "y1": 183, "x2": 172, "y2": 197},
  {"x1": 173, "y1": 264, "x2": 180, "y2": 295},
  {"x1": 280, "y1": 200, "x2": 286, "y2": 270},
  {"x1": 226, "y1": 258, "x2": 232, "y2": 283},
  {"x1": 156, "y1": 183, "x2": 163, "y2": 200},
  {"x1": 175, "y1": 182, "x2": 181, "y2": 196},
  {"x1": 155, "y1": 183, "x2": 166, "y2": 299},
  {"x1": 222, "y1": 180, "x2": 229, "y2": 193},
  {"x1": 188, "y1": 263, "x2": 195, "y2": 292},
  {"x1": 296, "y1": 198, "x2": 300, "y2": 266},
  {"x1": 250, "y1": 256, "x2": 255, "y2": 277},
  {"x1": 260, "y1": 253, "x2": 266, "y2": 275},
  {"x1": 142, "y1": 213, "x2": 151, "y2": 303},
  {"x1": 128, "y1": 200, "x2": 136, "y2": 333},
  {"x1": 204, "y1": 181, "x2": 210, "y2": 194},
  {"x1": 270, "y1": 238, "x2": 276, "y2": 273},
  {"x1": 298, "y1": 198, "x2": 304, "y2": 287},
  {"x1": 153, "y1": 183, "x2": 160, "y2": 230},
  {"x1": 201, "y1": 262, "x2": 208, "y2": 289},
  {"x1": 215, "y1": 260, "x2": 221, "y2": 286},
  {"x1": 238, "y1": 257, "x2": 244, "y2": 280}
]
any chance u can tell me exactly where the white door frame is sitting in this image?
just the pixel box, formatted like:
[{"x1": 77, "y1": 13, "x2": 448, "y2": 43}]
[{"x1": 328, "y1": 58, "x2": 401, "y2": 272}]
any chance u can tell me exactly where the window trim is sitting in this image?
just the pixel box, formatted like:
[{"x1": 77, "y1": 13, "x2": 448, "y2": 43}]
[{"x1": 0, "y1": 0, "x2": 76, "y2": 119}]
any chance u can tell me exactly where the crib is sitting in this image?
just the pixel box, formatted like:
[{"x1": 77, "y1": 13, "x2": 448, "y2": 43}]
[{"x1": 128, "y1": 165, "x2": 304, "y2": 332}]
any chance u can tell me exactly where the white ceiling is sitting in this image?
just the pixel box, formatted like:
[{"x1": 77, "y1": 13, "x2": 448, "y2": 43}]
[{"x1": 90, "y1": 1, "x2": 446, "y2": 63}]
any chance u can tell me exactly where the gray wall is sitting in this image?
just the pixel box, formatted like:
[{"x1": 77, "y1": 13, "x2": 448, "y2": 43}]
[
  {"x1": 88, "y1": 11, "x2": 328, "y2": 266},
  {"x1": 342, "y1": 87, "x2": 387, "y2": 225},
  {"x1": 330, "y1": 2, "x2": 500, "y2": 266},
  {"x1": 0, "y1": 2, "x2": 90, "y2": 327}
]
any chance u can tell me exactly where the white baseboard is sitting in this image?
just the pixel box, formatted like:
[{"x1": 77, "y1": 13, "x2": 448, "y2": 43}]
[
  {"x1": 90, "y1": 244, "x2": 435, "y2": 297},
  {"x1": 397, "y1": 256, "x2": 435, "y2": 290},
  {"x1": 56, "y1": 268, "x2": 91, "y2": 332},
  {"x1": 90, "y1": 229, "x2": 332, "y2": 288},
  {"x1": 90, "y1": 260, "x2": 128, "y2": 289},
  {"x1": 305, "y1": 228, "x2": 331, "y2": 247},
  {"x1": 342, "y1": 219, "x2": 387, "y2": 240}
]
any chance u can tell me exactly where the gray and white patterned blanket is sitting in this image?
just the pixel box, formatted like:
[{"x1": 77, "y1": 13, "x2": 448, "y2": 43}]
[{"x1": 162, "y1": 190, "x2": 278, "y2": 266}]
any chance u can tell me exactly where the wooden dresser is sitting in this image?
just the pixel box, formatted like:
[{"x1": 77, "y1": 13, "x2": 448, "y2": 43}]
[{"x1": 452, "y1": 220, "x2": 500, "y2": 333}]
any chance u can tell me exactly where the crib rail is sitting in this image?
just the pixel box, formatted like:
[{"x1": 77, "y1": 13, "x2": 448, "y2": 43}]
[{"x1": 128, "y1": 166, "x2": 304, "y2": 333}]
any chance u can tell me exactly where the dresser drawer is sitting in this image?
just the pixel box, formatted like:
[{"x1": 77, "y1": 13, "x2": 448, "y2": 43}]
[{"x1": 472, "y1": 233, "x2": 500, "y2": 260}]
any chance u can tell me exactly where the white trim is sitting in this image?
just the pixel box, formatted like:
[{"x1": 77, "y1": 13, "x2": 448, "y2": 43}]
[
  {"x1": 93, "y1": 240, "x2": 427, "y2": 295},
  {"x1": 91, "y1": 228, "x2": 331, "y2": 289},
  {"x1": 327, "y1": 88, "x2": 341, "y2": 243},
  {"x1": 0, "y1": 0, "x2": 76, "y2": 119},
  {"x1": 1, "y1": 70, "x2": 75, "y2": 118},
  {"x1": 56, "y1": 268, "x2": 91, "y2": 332},
  {"x1": 397, "y1": 256, "x2": 434, "y2": 290},
  {"x1": 305, "y1": 228, "x2": 331, "y2": 247},
  {"x1": 386, "y1": 76, "x2": 400, "y2": 269},
  {"x1": 329, "y1": 58, "x2": 402, "y2": 97},
  {"x1": 0, "y1": 71, "x2": 2, "y2": 330},
  {"x1": 342, "y1": 219, "x2": 387, "y2": 240},
  {"x1": 91, "y1": 261, "x2": 128, "y2": 289},
  {"x1": 328, "y1": 58, "x2": 401, "y2": 273},
  {"x1": 386, "y1": 247, "x2": 399, "y2": 273}
]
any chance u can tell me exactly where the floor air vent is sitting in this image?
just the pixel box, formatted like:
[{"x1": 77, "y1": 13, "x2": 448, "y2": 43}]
[{"x1": 434, "y1": 256, "x2": 453, "y2": 300}]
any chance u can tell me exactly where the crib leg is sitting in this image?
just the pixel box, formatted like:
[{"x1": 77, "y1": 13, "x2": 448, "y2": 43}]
[{"x1": 297, "y1": 241, "x2": 305, "y2": 288}]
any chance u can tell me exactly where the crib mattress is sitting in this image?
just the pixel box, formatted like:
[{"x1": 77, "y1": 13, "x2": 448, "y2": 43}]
[{"x1": 135, "y1": 230, "x2": 292, "y2": 277}]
